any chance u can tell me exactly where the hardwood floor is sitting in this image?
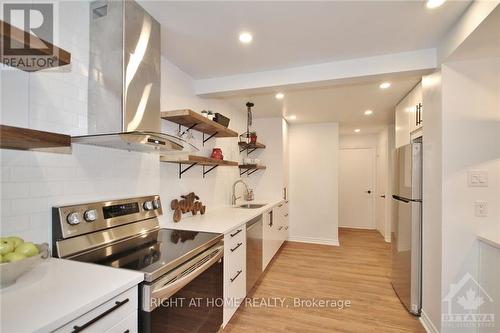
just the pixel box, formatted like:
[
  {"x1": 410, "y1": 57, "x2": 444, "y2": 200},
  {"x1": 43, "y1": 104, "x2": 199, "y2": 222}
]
[{"x1": 224, "y1": 228, "x2": 425, "y2": 333}]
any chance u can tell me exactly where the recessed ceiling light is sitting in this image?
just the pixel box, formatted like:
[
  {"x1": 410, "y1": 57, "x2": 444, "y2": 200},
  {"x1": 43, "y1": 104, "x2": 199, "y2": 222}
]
[
  {"x1": 364, "y1": 110, "x2": 373, "y2": 115},
  {"x1": 239, "y1": 32, "x2": 253, "y2": 44},
  {"x1": 354, "y1": 129, "x2": 361, "y2": 133},
  {"x1": 379, "y1": 82, "x2": 391, "y2": 89},
  {"x1": 289, "y1": 115, "x2": 297, "y2": 120},
  {"x1": 426, "y1": 0, "x2": 446, "y2": 9},
  {"x1": 275, "y1": 93, "x2": 284, "y2": 100}
]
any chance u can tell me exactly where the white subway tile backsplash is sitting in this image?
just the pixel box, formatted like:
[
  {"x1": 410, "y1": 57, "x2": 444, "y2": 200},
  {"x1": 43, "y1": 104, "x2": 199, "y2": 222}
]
[
  {"x1": 1, "y1": 183, "x2": 30, "y2": 199},
  {"x1": 0, "y1": 215, "x2": 30, "y2": 235},
  {"x1": 10, "y1": 166, "x2": 46, "y2": 182}
]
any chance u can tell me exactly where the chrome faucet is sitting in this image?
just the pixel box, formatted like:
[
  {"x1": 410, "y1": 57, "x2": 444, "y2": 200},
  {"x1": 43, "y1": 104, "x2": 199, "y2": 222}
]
[{"x1": 232, "y1": 179, "x2": 250, "y2": 205}]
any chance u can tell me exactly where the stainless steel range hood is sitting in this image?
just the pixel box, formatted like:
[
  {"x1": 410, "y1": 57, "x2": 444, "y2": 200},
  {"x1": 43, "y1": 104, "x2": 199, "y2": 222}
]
[{"x1": 73, "y1": 0, "x2": 196, "y2": 154}]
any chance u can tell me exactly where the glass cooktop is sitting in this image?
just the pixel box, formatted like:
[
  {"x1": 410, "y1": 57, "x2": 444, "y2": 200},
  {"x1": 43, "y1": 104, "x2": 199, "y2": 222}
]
[{"x1": 76, "y1": 229, "x2": 222, "y2": 282}]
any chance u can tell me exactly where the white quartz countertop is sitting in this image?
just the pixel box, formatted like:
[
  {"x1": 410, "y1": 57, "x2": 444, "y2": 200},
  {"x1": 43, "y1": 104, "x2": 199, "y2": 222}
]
[
  {"x1": 162, "y1": 198, "x2": 285, "y2": 234},
  {"x1": 0, "y1": 258, "x2": 144, "y2": 333},
  {"x1": 477, "y1": 233, "x2": 500, "y2": 250}
]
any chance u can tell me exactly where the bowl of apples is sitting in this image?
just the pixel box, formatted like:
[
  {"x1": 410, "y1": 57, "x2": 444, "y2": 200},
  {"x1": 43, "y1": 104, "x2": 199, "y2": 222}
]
[{"x1": 0, "y1": 236, "x2": 49, "y2": 288}]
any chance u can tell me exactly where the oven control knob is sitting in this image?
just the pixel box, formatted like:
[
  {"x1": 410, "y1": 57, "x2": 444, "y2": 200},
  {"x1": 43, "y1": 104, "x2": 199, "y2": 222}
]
[
  {"x1": 84, "y1": 209, "x2": 97, "y2": 222},
  {"x1": 67, "y1": 212, "x2": 81, "y2": 225},
  {"x1": 143, "y1": 201, "x2": 154, "y2": 211},
  {"x1": 152, "y1": 199, "x2": 160, "y2": 209}
]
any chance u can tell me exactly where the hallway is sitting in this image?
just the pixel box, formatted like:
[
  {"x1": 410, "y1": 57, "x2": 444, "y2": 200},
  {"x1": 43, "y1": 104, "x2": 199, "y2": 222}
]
[{"x1": 224, "y1": 228, "x2": 425, "y2": 333}]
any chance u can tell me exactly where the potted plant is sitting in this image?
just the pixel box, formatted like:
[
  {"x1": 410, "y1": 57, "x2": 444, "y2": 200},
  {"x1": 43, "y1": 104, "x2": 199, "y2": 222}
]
[{"x1": 250, "y1": 131, "x2": 257, "y2": 143}]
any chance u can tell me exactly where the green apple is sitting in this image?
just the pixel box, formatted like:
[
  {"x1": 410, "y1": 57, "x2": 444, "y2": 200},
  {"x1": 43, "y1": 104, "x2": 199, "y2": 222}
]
[
  {"x1": 0, "y1": 240, "x2": 14, "y2": 255},
  {"x1": 15, "y1": 242, "x2": 39, "y2": 257},
  {"x1": 6, "y1": 236, "x2": 24, "y2": 248},
  {"x1": 4, "y1": 252, "x2": 27, "y2": 262}
]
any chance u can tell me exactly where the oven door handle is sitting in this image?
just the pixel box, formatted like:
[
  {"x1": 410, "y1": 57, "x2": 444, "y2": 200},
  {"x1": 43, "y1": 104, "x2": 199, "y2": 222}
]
[{"x1": 149, "y1": 246, "x2": 223, "y2": 309}]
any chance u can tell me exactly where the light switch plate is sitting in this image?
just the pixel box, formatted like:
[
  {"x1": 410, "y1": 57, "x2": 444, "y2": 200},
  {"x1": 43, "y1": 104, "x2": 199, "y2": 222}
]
[
  {"x1": 468, "y1": 170, "x2": 488, "y2": 187},
  {"x1": 474, "y1": 201, "x2": 488, "y2": 217}
]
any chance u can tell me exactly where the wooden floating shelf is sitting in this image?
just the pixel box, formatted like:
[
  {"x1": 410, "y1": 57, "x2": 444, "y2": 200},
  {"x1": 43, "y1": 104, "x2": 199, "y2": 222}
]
[
  {"x1": 1, "y1": 20, "x2": 71, "y2": 72},
  {"x1": 160, "y1": 155, "x2": 238, "y2": 166},
  {"x1": 238, "y1": 141, "x2": 266, "y2": 153},
  {"x1": 161, "y1": 109, "x2": 238, "y2": 140},
  {"x1": 0, "y1": 124, "x2": 71, "y2": 153},
  {"x1": 160, "y1": 155, "x2": 238, "y2": 178},
  {"x1": 239, "y1": 164, "x2": 266, "y2": 176}
]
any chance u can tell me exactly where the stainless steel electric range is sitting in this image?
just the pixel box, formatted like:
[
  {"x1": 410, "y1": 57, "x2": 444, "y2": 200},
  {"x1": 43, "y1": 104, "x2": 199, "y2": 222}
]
[{"x1": 52, "y1": 196, "x2": 224, "y2": 333}]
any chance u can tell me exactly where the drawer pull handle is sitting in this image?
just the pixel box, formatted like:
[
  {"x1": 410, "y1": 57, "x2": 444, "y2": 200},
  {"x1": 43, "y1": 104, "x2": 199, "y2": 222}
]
[
  {"x1": 230, "y1": 229, "x2": 242, "y2": 237},
  {"x1": 278, "y1": 204, "x2": 283, "y2": 207},
  {"x1": 230, "y1": 270, "x2": 243, "y2": 283},
  {"x1": 284, "y1": 213, "x2": 288, "y2": 217},
  {"x1": 230, "y1": 242, "x2": 243, "y2": 252},
  {"x1": 71, "y1": 298, "x2": 129, "y2": 333}
]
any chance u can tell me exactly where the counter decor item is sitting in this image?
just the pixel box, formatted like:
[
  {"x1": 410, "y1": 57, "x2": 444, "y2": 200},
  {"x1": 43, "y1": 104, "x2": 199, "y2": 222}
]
[
  {"x1": 201, "y1": 110, "x2": 208, "y2": 118},
  {"x1": 211, "y1": 148, "x2": 223, "y2": 160},
  {"x1": 207, "y1": 111, "x2": 215, "y2": 121},
  {"x1": 250, "y1": 131, "x2": 257, "y2": 143},
  {"x1": 245, "y1": 188, "x2": 254, "y2": 201},
  {"x1": 214, "y1": 113, "x2": 230, "y2": 127},
  {"x1": 170, "y1": 192, "x2": 206, "y2": 222},
  {"x1": 0, "y1": 242, "x2": 49, "y2": 287},
  {"x1": 243, "y1": 158, "x2": 261, "y2": 165}
]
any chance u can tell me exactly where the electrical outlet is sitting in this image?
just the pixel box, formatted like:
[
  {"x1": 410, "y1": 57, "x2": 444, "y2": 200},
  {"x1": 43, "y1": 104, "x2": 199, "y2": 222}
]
[
  {"x1": 468, "y1": 170, "x2": 488, "y2": 187},
  {"x1": 474, "y1": 201, "x2": 488, "y2": 217}
]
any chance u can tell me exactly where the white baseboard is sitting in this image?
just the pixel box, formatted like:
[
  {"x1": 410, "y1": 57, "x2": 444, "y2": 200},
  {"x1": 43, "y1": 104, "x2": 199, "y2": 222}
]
[
  {"x1": 288, "y1": 236, "x2": 340, "y2": 246},
  {"x1": 420, "y1": 310, "x2": 439, "y2": 333}
]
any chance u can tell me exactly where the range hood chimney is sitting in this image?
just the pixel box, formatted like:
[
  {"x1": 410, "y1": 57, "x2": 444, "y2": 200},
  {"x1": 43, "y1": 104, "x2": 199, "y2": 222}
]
[{"x1": 72, "y1": 0, "x2": 195, "y2": 154}]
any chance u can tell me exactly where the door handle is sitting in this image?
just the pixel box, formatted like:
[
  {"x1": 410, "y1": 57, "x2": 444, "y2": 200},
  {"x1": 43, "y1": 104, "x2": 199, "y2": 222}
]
[
  {"x1": 380, "y1": 195, "x2": 386, "y2": 198},
  {"x1": 366, "y1": 190, "x2": 372, "y2": 194}
]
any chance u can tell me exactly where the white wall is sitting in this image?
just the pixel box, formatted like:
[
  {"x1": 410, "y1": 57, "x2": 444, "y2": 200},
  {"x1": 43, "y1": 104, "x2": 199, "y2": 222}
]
[
  {"x1": 159, "y1": 59, "x2": 248, "y2": 213},
  {"x1": 439, "y1": 58, "x2": 500, "y2": 333},
  {"x1": 242, "y1": 117, "x2": 286, "y2": 200},
  {"x1": 421, "y1": 71, "x2": 443, "y2": 332},
  {"x1": 289, "y1": 122, "x2": 339, "y2": 245},
  {"x1": 376, "y1": 126, "x2": 394, "y2": 243},
  {"x1": 339, "y1": 134, "x2": 378, "y2": 149}
]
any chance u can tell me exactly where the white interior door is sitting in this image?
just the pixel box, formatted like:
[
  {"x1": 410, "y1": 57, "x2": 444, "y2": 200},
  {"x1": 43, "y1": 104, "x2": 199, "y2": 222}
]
[{"x1": 339, "y1": 148, "x2": 375, "y2": 229}]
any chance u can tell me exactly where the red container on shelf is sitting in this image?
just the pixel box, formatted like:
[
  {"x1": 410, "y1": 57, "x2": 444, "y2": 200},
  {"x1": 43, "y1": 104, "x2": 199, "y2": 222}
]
[{"x1": 211, "y1": 148, "x2": 223, "y2": 160}]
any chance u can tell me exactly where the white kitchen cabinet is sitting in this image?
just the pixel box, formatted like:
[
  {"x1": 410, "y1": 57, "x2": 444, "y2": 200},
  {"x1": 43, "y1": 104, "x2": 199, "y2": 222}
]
[
  {"x1": 223, "y1": 225, "x2": 246, "y2": 327},
  {"x1": 54, "y1": 286, "x2": 138, "y2": 333},
  {"x1": 263, "y1": 208, "x2": 276, "y2": 270},
  {"x1": 408, "y1": 82, "x2": 423, "y2": 134},
  {"x1": 395, "y1": 81, "x2": 423, "y2": 148},
  {"x1": 262, "y1": 201, "x2": 288, "y2": 271},
  {"x1": 395, "y1": 93, "x2": 411, "y2": 148}
]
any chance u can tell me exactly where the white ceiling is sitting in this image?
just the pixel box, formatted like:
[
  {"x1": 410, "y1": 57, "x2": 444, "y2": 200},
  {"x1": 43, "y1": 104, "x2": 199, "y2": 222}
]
[
  {"x1": 140, "y1": 0, "x2": 470, "y2": 79},
  {"x1": 220, "y1": 73, "x2": 423, "y2": 135}
]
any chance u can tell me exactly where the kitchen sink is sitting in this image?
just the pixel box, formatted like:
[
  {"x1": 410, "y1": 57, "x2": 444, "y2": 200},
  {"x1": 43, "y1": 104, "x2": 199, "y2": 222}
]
[{"x1": 238, "y1": 204, "x2": 267, "y2": 209}]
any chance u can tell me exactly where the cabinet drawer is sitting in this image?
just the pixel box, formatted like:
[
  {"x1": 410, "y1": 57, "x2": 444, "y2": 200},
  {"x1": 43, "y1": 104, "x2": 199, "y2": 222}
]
[
  {"x1": 225, "y1": 225, "x2": 245, "y2": 248},
  {"x1": 223, "y1": 265, "x2": 246, "y2": 326},
  {"x1": 55, "y1": 287, "x2": 137, "y2": 333},
  {"x1": 224, "y1": 226, "x2": 246, "y2": 266},
  {"x1": 105, "y1": 311, "x2": 137, "y2": 333}
]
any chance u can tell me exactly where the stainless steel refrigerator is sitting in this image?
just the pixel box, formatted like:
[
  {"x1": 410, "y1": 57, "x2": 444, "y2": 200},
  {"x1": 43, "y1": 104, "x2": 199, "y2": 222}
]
[{"x1": 391, "y1": 140, "x2": 422, "y2": 315}]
